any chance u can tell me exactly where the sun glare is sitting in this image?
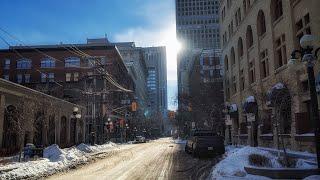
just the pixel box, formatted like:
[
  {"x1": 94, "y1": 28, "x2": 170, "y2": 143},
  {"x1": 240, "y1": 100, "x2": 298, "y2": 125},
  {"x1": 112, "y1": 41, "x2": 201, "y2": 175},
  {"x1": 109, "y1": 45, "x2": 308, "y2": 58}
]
[{"x1": 163, "y1": 26, "x2": 183, "y2": 75}]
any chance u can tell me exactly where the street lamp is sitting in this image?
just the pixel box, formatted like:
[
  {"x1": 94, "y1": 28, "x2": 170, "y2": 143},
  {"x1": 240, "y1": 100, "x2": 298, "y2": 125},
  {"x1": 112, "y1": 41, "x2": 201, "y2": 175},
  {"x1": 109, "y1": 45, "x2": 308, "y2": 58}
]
[{"x1": 289, "y1": 34, "x2": 320, "y2": 168}]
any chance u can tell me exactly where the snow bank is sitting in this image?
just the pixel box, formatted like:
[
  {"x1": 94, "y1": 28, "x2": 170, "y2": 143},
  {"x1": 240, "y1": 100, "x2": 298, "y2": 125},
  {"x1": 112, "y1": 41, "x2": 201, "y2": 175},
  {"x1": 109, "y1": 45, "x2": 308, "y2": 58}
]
[
  {"x1": 0, "y1": 142, "x2": 119, "y2": 179},
  {"x1": 209, "y1": 146, "x2": 281, "y2": 179},
  {"x1": 304, "y1": 175, "x2": 320, "y2": 180},
  {"x1": 209, "y1": 146, "x2": 318, "y2": 180}
]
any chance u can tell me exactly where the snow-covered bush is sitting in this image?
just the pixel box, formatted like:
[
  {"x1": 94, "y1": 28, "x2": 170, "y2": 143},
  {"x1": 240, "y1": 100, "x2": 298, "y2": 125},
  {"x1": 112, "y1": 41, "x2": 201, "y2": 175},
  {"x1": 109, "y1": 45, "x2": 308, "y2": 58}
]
[{"x1": 248, "y1": 154, "x2": 272, "y2": 167}]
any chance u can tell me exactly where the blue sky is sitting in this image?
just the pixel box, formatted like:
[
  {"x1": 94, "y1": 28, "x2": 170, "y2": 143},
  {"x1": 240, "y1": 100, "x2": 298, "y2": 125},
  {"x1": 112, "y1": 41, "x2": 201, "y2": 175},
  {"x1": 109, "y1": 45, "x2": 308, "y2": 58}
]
[{"x1": 0, "y1": 0, "x2": 178, "y2": 110}]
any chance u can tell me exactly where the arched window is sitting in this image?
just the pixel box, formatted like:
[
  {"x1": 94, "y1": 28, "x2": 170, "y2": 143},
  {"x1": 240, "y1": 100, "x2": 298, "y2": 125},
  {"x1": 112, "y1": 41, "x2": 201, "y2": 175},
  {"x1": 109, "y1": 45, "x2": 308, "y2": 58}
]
[
  {"x1": 41, "y1": 58, "x2": 55, "y2": 68},
  {"x1": 246, "y1": 26, "x2": 254, "y2": 48},
  {"x1": 271, "y1": 0, "x2": 283, "y2": 22},
  {"x1": 257, "y1": 10, "x2": 266, "y2": 36},
  {"x1": 243, "y1": 0, "x2": 247, "y2": 14},
  {"x1": 238, "y1": 37, "x2": 244, "y2": 58},
  {"x1": 231, "y1": 48, "x2": 235, "y2": 65},
  {"x1": 16, "y1": 59, "x2": 32, "y2": 69},
  {"x1": 65, "y1": 57, "x2": 80, "y2": 68},
  {"x1": 224, "y1": 55, "x2": 229, "y2": 71}
]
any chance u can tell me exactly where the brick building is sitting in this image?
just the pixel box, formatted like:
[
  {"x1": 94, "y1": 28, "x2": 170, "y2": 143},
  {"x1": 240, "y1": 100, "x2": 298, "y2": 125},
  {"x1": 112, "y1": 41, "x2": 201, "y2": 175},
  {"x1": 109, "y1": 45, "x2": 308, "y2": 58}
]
[
  {"x1": 0, "y1": 43, "x2": 134, "y2": 144},
  {"x1": 220, "y1": 0, "x2": 320, "y2": 152}
]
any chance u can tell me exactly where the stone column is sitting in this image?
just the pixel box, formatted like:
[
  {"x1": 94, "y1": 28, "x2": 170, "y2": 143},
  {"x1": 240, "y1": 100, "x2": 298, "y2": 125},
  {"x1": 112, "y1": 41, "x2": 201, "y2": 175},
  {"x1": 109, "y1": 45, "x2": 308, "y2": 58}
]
[
  {"x1": 66, "y1": 116, "x2": 71, "y2": 146},
  {"x1": 0, "y1": 95, "x2": 5, "y2": 147},
  {"x1": 55, "y1": 115, "x2": 60, "y2": 145}
]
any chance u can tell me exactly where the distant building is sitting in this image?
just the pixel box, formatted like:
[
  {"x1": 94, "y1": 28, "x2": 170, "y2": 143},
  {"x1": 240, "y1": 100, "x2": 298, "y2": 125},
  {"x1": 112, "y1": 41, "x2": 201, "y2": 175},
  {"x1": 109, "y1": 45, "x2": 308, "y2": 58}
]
[
  {"x1": 142, "y1": 47, "x2": 168, "y2": 119},
  {"x1": 176, "y1": 0, "x2": 221, "y2": 110},
  {"x1": 175, "y1": 0, "x2": 220, "y2": 49},
  {"x1": 220, "y1": 0, "x2": 320, "y2": 152},
  {"x1": 87, "y1": 38, "x2": 168, "y2": 135},
  {"x1": 183, "y1": 49, "x2": 224, "y2": 131},
  {"x1": 176, "y1": 0, "x2": 223, "y2": 134}
]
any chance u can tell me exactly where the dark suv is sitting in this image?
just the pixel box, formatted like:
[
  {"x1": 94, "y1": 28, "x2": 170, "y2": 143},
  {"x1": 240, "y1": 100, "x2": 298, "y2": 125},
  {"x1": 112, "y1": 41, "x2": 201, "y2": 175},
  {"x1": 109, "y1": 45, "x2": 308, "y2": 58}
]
[{"x1": 185, "y1": 130, "x2": 225, "y2": 157}]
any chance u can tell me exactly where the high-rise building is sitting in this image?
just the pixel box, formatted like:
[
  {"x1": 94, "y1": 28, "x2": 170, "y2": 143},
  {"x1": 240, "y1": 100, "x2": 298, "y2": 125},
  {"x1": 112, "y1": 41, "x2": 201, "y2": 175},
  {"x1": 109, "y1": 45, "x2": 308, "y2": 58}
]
[
  {"x1": 220, "y1": 0, "x2": 320, "y2": 152},
  {"x1": 176, "y1": 0, "x2": 221, "y2": 100},
  {"x1": 142, "y1": 47, "x2": 168, "y2": 118},
  {"x1": 176, "y1": 0, "x2": 220, "y2": 49},
  {"x1": 176, "y1": 0, "x2": 223, "y2": 132}
]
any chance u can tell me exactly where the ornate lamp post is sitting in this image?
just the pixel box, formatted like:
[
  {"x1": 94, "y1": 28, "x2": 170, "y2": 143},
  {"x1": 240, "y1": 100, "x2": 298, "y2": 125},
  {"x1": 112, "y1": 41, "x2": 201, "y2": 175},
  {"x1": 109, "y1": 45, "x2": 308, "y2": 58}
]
[
  {"x1": 72, "y1": 107, "x2": 82, "y2": 144},
  {"x1": 289, "y1": 34, "x2": 320, "y2": 167}
]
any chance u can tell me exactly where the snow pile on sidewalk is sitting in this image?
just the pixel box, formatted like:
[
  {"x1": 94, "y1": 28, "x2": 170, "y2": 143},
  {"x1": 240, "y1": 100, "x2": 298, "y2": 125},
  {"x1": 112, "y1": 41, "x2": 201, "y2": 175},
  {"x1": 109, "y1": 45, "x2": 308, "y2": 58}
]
[
  {"x1": 0, "y1": 142, "x2": 118, "y2": 180},
  {"x1": 209, "y1": 146, "x2": 317, "y2": 180}
]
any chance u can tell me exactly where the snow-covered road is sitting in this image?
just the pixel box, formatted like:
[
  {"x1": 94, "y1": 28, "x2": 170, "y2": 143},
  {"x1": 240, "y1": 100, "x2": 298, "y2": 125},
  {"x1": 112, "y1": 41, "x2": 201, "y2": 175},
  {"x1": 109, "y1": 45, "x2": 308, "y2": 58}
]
[{"x1": 49, "y1": 138, "x2": 216, "y2": 180}]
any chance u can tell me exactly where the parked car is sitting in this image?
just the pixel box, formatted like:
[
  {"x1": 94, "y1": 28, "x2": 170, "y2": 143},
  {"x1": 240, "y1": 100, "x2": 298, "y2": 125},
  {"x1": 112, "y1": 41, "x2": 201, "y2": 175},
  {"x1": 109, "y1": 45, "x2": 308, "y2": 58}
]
[
  {"x1": 135, "y1": 136, "x2": 146, "y2": 143},
  {"x1": 185, "y1": 130, "x2": 225, "y2": 157}
]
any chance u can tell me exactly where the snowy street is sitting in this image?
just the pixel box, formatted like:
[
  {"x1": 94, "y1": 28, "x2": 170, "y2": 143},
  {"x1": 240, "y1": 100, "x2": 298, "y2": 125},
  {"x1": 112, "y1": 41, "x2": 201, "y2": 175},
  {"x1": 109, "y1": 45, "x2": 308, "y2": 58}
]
[{"x1": 49, "y1": 138, "x2": 217, "y2": 180}]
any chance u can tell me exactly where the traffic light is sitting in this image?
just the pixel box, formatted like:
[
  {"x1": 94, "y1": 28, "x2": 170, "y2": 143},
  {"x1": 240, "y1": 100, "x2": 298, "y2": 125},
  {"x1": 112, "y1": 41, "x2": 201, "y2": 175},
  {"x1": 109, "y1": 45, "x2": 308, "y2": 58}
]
[{"x1": 131, "y1": 102, "x2": 137, "y2": 111}]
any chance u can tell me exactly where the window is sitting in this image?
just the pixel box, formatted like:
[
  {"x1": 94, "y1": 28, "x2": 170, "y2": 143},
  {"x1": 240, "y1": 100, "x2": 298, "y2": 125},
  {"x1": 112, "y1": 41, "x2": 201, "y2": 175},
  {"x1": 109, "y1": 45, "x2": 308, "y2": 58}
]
[
  {"x1": 246, "y1": 26, "x2": 254, "y2": 48},
  {"x1": 41, "y1": 58, "x2": 55, "y2": 68},
  {"x1": 17, "y1": 74, "x2": 22, "y2": 83},
  {"x1": 260, "y1": 49, "x2": 269, "y2": 78},
  {"x1": 17, "y1": 59, "x2": 32, "y2": 69},
  {"x1": 66, "y1": 73, "x2": 71, "y2": 82},
  {"x1": 74, "y1": 72, "x2": 79, "y2": 81},
  {"x1": 48, "y1": 73, "x2": 54, "y2": 82},
  {"x1": 295, "y1": 13, "x2": 311, "y2": 48},
  {"x1": 230, "y1": 48, "x2": 235, "y2": 66},
  {"x1": 257, "y1": 10, "x2": 266, "y2": 37},
  {"x1": 240, "y1": 69, "x2": 245, "y2": 90},
  {"x1": 271, "y1": 0, "x2": 283, "y2": 22},
  {"x1": 224, "y1": 55, "x2": 229, "y2": 71},
  {"x1": 41, "y1": 73, "x2": 47, "y2": 83},
  {"x1": 232, "y1": 75, "x2": 237, "y2": 94},
  {"x1": 275, "y1": 34, "x2": 287, "y2": 69},
  {"x1": 243, "y1": 0, "x2": 247, "y2": 14},
  {"x1": 249, "y1": 61, "x2": 255, "y2": 84},
  {"x1": 3, "y1": 75, "x2": 9, "y2": 81},
  {"x1": 235, "y1": 8, "x2": 242, "y2": 26},
  {"x1": 238, "y1": 37, "x2": 244, "y2": 59},
  {"x1": 25, "y1": 74, "x2": 30, "y2": 83},
  {"x1": 65, "y1": 57, "x2": 80, "y2": 68},
  {"x1": 4, "y1": 59, "x2": 10, "y2": 69}
]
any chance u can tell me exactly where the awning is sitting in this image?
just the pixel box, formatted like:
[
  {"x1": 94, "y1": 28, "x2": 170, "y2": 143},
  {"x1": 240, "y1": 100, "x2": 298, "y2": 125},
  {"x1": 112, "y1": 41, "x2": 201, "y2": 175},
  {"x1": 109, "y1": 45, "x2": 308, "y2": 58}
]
[
  {"x1": 266, "y1": 83, "x2": 289, "y2": 107},
  {"x1": 243, "y1": 96, "x2": 257, "y2": 113}
]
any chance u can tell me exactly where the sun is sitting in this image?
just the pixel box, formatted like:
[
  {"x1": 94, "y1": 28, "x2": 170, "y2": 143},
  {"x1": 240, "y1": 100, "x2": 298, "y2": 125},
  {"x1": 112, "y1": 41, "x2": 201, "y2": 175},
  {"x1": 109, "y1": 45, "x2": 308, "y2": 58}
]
[{"x1": 163, "y1": 27, "x2": 183, "y2": 73}]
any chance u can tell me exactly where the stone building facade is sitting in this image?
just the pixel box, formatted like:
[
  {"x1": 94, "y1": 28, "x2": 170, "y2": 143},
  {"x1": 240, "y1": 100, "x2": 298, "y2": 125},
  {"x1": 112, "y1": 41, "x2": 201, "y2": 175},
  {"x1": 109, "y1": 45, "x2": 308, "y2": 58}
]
[
  {"x1": 220, "y1": 0, "x2": 320, "y2": 152},
  {"x1": 0, "y1": 78, "x2": 84, "y2": 156}
]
